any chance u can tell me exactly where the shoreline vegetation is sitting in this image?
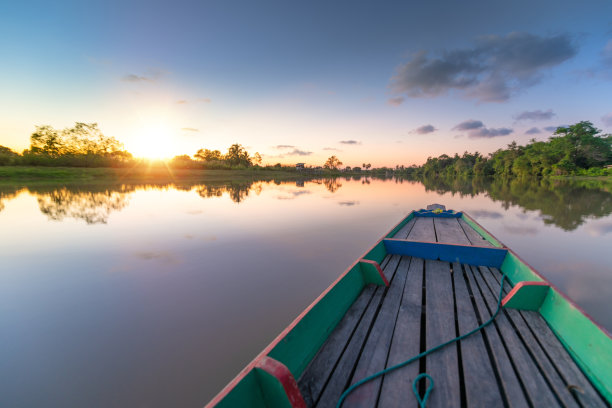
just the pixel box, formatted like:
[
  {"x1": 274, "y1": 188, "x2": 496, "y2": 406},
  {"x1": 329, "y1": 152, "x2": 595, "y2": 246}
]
[{"x1": 1, "y1": 120, "x2": 610, "y2": 181}]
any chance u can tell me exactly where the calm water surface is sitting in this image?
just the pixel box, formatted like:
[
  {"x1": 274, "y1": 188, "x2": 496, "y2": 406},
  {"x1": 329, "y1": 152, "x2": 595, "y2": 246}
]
[{"x1": 1, "y1": 177, "x2": 611, "y2": 407}]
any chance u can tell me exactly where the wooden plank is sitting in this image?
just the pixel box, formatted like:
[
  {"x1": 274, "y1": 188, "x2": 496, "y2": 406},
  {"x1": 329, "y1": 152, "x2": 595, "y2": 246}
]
[
  {"x1": 298, "y1": 285, "x2": 377, "y2": 405},
  {"x1": 458, "y1": 218, "x2": 495, "y2": 247},
  {"x1": 381, "y1": 254, "x2": 402, "y2": 283},
  {"x1": 452, "y1": 262, "x2": 505, "y2": 407},
  {"x1": 463, "y1": 265, "x2": 529, "y2": 408},
  {"x1": 488, "y1": 268, "x2": 609, "y2": 408},
  {"x1": 383, "y1": 239, "x2": 507, "y2": 268},
  {"x1": 378, "y1": 257, "x2": 424, "y2": 408},
  {"x1": 478, "y1": 267, "x2": 580, "y2": 408},
  {"x1": 343, "y1": 257, "x2": 411, "y2": 407},
  {"x1": 423, "y1": 260, "x2": 460, "y2": 407},
  {"x1": 392, "y1": 217, "x2": 417, "y2": 239},
  {"x1": 314, "y1": 286, "x2": 386, "y2": 407},
  {"x1": 406, "y1": 217, "x2": 436, "y2": 242},
  {"x1": 434, "y1": 217, "x2": 471, "y2": 245},
  {"x1": 470, "y1": 266, "x2": 561, "y2": 407}
]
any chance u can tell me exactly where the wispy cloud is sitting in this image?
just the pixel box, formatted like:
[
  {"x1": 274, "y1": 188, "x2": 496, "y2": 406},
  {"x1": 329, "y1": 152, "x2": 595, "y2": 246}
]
[
  {"x1": 470, "y1": 209, "x2": 503, "y2": 219},
  {"x1": 453, "y1": 119, "x2": 513, "y2": 139},
  {"x1": 525, "y1": 127, "x2": 541, "y2": 135},
  {"x1": 181, "y1": 127, "x2": 199, "y2": 132},
  {"x1": 514, "y1": 109, "x2": 555, "y2": 121},
  {"x1": 340, "y1": 140, "x2": 361, "y2": 145},
  {"x1": 286, "y1": 149, "x2": 312, "y2": 156},
  {"x1": 602, "y1": 112, "x2": 612, "y2": 126},
  {"x1": 387, "y1": 97, "x2": 405, "y2": 106},
  {"x1": 543, "y1": 125, "x2": 568, "y2": 132},
  {"x1": 389, "y1": 32, "x2": 577, "y2": 103},
  {"x1": 121, "y1": 70, "x2": 165, "y2": 83},
  {"x1": 323, "y1": 147, "x2": 341, "y2": 151},
  {"x1": 275, "y1": 145, "x2": 295, "y2": 149},
  {"x1": 338, "y1": 201, "x2": 359, "y2": 206},
  {"x1": 412, "y1": 124, "x2": 437, "y2": 134},
  {"x1": 176, "y1": 97, "x2": 212, "y2": 105},
  {"x1": 177, "y1": 100, "x2": 188, "y2": 104}
]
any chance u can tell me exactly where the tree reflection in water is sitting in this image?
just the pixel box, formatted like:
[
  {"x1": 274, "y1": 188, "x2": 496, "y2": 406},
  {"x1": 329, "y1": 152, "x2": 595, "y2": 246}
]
[
  {"x1": 1, "y1": 175, "x2": 611, "y2": 229},
  {"x1": 417, "y1": 175, "x2": 612, "y2": 230}
]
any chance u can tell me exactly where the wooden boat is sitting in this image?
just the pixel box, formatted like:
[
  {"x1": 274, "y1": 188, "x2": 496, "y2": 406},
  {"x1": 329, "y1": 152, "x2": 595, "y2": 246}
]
[{"x1": 207, "y1": 206, "x2": 612, "y2": 407}]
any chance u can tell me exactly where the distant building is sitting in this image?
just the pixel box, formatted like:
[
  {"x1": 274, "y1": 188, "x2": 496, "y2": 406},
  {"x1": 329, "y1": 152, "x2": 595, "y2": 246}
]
[{"x1": 296, "y1": 163, "x2": 305, "y2": 170}]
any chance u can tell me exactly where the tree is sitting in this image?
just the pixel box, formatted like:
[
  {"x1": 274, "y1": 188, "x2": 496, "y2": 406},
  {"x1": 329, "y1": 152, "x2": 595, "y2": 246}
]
[
  {"x1": 324, "y1": 155, "x2": 342, "y2": 170},
  {"x1": 195, "y1": 148, "x2": 222, "y2": 162},
  {"x1": 253, "y1": 152, "x2": 262, "y2": 166},
  {"x1": 225, "y1": 143, "x2": 251, "y2": 166}
]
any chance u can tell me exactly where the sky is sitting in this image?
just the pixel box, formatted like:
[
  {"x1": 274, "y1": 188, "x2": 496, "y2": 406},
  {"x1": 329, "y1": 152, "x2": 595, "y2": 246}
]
[{"x1": 1, "y1": 0, "x2": 611, "y2": 166}]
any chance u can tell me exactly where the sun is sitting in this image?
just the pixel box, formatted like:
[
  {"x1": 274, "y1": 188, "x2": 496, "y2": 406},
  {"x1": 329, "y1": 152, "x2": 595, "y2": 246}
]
[{"x1": 129, "y1": 122, "x2": 177, "y2": 160}]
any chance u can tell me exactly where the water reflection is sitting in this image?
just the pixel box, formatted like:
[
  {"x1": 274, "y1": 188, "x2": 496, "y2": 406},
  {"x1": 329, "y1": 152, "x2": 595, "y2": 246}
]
[
  {"x1": 1, "y1": 176, "x2": 611, "y2": 229},
  {"x1": 418, "y1": 176, "x2": 612, "y2": 230}
]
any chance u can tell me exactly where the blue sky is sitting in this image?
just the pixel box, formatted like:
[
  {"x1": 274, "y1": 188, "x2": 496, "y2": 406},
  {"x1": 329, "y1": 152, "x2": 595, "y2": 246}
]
[{"x1": 1, "y1": 0, "x2": 611, "y2": 165}]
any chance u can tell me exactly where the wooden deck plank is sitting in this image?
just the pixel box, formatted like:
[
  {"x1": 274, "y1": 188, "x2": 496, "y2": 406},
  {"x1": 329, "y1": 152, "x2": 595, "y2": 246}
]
[
  {"x1": 452, "y1": 262, "x2": 505, "y2": 407},
  {"x1": 433, "y1": 217, "x2": 471, "y2": 245},
  {"x1": 378, "y1": 257, "x2": 424, "y2": 408},
  {"x1": 487, "y1": 268, "x2": 609, "y2": 408},
  {"x1": 458, "y1": 218, "x2": 496, "y2": 247},
  {"x1": 382, "y1": 254, "x2": 402, "y2": 283},
  {"x1": 406, "y1": 217, "x2": 436, "y2": 242},
  {"x1": 478, "y1": 267, "x2": 580, "y2": 408},
  {"x1": 470, "y1": 266, "x2": 561, "y2": 407},
  {"x1": 392, "y1": 218, "x2": 417, "y2": 239},
  {"x1": 463, "y1": 265, "x2": 530, "y2": 408},
  {"x1": 298, "y1": 284, "x2": 378, "y2": 405},
  {"x1": 344, "y1": 258, "x2": 411, "y2": 407},
  {"x1": 314, "y1": 286, "x2": 386, "y2": 408},
  {"x1": 424, "y1": 260, "x2": 460, "y2": 407}
]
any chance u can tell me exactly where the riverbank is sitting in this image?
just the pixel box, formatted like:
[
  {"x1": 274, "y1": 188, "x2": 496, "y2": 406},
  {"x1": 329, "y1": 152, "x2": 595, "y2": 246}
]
[{"x1": 0, "y1": 166, "x2": 326, "y2": 184}]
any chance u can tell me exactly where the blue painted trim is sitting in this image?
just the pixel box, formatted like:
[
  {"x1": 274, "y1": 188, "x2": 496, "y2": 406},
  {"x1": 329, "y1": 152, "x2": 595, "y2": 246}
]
[
  {"x1": 415, "y1": 209, "x2": 462, "y2": 218},
  {"x1": 383, "y1": 239, "x2": 508, "y2": 267}
]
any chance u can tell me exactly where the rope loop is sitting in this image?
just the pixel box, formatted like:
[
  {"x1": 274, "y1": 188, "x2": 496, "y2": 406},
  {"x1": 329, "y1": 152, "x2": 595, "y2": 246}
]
[{"x1": 412, "y1": 373, "x2": 434, "y2": 408}]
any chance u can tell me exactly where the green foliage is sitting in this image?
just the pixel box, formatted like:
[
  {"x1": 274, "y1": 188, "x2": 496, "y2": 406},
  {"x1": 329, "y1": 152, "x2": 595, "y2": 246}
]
[
  {"x1": 408, "y1": 121, "x2": 611, "y2": 178},
  {"x1": 0, "y1": 145, "x2": 19, "y2": 165},
  {"x1": 324, "y1": 155, "x2": 342, "y2": 170}
]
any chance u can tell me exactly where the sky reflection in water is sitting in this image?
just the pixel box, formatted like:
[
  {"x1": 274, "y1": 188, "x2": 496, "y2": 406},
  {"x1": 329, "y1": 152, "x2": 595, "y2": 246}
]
[{"x1": 0, "y1": 177, "x2": 611, "y2": 407}]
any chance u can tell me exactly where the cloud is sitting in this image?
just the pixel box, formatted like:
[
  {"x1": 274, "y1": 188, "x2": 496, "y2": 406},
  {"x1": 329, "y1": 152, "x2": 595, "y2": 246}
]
[
  {"x1": 453, "y1": 119, "x2": 512, "y2": 138},
  {"x1": 470, "y1": 210, "x2": 503, "y2": 219},
  {"x1": 323, "y1": 147, "x2": 341, "y2": 151},
  {"x1": 121, "y1": 70, "x2": 165, "y2": 83},
  {"x1": 514, "y1": 109, "x2": 555, "y2": 121},
  {"x1": 122, "y1": 74, "x2": 152, "y2": 82},
  {"x1": 197, "y1": 97, "x2": 212, "y2": 103},
  {"x1": 286, "y1": 149, "x2": 312, "y2": 156},
  {"x1": 339, "y1": 140, "x2": 361, "y2": 145},
  {"x1": 338, "y1": 201, "x2": 359, "y2": 206},
  {"x1": 543, "y1": 125, "x2": 568, "y2": 132},
  {"x1": 468, "y1": 127, "x2": 513, "y2": 139},
  {"x1": 453, "y1": 120, "x2": 484, "y2": 131},
  {"x1": 586, "y1": 222, "x2": 612, "y2": 237},
  {"x1": 602, "y1": 113, "x2": 612, "y2": 126},
  {"x1": 177, "y1": 97, "x2": 212, "y2": 105},
  {"x1": 525, "y1": 127, "x2": 541, "y2": 135},
  {"x1": 412, "y1": 124, "x2": 437, "y2": 134},
  {"x1": 181, "y1": 127, "x2": 199, "y2": 132},
  {"x1": 387, "y1": 97, "x2": 405, "y2": 106},
  {"x1": 177, "y1": 100, "x2": 187, "y2": 104},
  {"x1": 275, "y1": 145, "x2": 295, "y2": 149},
  {"x1": 503, "y1": 225, "x2": 538, "y2": 235},
  {"x1": 389, "y1": 32, "x2": 577, "y2": 102}
]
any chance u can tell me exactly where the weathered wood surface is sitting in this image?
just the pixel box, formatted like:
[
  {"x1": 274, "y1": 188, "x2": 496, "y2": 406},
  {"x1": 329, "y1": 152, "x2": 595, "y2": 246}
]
[
  {"x1": 433, "y1": 217, "x2": 471, "y2": 245},
  {"x1": 406, "y1": 217, "x2": 436, "y2": 242},
  {"x1": 297, "y1": 217, "x2": 606, "y2": 407},
  {"x1": 452, "y1": 262, "x2": 505, "y2": 407},
  {"x1": 458, "y1": 218, "x2": 495, "y2": 247},
  {"x1": 392, "y1": 218, "x2": 416, "y2": 239},
  {"x1": 378, "y1": 257, "x2": 423, "y2": 408}
]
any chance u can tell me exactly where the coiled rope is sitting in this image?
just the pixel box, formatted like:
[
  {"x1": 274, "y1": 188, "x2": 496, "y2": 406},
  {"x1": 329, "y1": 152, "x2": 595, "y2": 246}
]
[{"x1": 337, "y1": 271, "x2": 507, "y2": 408}]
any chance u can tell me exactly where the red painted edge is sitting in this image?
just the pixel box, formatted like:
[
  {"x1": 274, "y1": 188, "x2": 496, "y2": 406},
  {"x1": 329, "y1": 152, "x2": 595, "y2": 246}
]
[
  {"x1": 501, "y1": 281, "x2": 550, "y2": 307},
  {"x1": 206, "y1": 211, "x2": 415, "y2": 407},
  {"x1": 359, "y1": 259, "x2": 390, "y2": 286},
  {"x1": 255, "y1": 357, "x2": 307, "y2": 408}
]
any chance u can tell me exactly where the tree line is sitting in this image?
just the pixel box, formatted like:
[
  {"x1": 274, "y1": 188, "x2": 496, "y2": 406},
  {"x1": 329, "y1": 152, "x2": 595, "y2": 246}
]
[{"x1": 403, "y1": 121, "x2": 611, "y2": 178}]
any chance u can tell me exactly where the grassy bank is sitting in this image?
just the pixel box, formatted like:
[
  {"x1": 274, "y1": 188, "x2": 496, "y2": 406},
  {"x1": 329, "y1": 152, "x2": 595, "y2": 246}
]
[{"x1": 0, "y1": 166, "x2": 320, "y2": 184}]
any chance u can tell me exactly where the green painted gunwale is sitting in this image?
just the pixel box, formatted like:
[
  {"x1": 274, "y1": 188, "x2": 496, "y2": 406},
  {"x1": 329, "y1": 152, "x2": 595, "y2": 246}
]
[{"x1": 207, "y1": 210, "x2": 612, "y2": 407}]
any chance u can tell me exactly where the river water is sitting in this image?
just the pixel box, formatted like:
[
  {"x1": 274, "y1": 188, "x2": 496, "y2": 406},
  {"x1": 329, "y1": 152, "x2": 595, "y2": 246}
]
[{"x1": 1, "y1": 176, "x2": 610, "y2": 407}]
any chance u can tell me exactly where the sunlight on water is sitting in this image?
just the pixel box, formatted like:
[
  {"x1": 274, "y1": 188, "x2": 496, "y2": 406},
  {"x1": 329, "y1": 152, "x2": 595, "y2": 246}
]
[{"x1": 1, "y1": 176, "x2": 611, "y2": 407}]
